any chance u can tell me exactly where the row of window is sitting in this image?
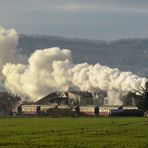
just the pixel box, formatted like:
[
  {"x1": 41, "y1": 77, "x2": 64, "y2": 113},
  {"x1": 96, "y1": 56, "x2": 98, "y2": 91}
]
[
  {"x1": 100, "y1": 107, "x2": 118, "y2": 111},
  {"x1": 80, "y1": 107, "x2": 94, "y2": 112},
  {"x1": 22, "y1": 108, "x2": 37, "y2": 112}
]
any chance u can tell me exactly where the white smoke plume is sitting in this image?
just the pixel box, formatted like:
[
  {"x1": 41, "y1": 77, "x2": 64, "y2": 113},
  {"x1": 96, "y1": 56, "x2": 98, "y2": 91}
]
[
  {"x1": 0, "y1": 27, "x2": 147, "y2": 103},
  {"x1": 2, "y1": 47, "x2": 147, "y2": 101},
  {"x1": 0, "y1": 27, "x2": 26, "y2": 78},
  {"x1": 2, "y1": 48, "x2": 72, "y2": 99},
  {"x1": 105, "y1": 90, "x2": 125, "y2": 106}
]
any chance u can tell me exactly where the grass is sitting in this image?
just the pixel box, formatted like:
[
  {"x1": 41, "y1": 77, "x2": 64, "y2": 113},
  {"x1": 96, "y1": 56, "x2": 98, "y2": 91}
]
[{"x1": 0, "y1": 117, "x2": 147, "y2": 148}]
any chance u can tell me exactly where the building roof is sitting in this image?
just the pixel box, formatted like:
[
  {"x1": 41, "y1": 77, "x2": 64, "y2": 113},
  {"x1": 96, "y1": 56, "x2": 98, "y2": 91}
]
[{"x1": 35, "y1": 92, "x2": 60, "y2": 104}]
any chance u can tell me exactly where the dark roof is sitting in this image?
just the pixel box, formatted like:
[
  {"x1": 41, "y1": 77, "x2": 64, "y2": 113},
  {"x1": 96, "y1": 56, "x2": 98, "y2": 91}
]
[
  {"x1": 35, "y1": 91, "x2": 93, "y2": 105},
  {"x1": 35, "y1": 92, "x2": 60, "y2": 104}
]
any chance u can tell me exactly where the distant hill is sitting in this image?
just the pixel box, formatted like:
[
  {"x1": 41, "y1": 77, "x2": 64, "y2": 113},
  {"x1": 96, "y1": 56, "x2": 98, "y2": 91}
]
[{"x1": 18, "y1": 35, "x2": 148, "y2": 77}]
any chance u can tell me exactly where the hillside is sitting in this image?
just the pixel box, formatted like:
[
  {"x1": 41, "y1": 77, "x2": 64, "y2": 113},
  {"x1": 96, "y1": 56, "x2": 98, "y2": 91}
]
[{"x1": 18, "y1": 35, "x2": 148, "y2": 77}]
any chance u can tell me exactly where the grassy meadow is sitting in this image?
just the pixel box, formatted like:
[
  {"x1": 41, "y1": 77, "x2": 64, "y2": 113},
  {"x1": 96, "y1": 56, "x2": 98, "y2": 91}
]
[{"x1": 0, "y1": 117, "x2": 147, "y2": 148}]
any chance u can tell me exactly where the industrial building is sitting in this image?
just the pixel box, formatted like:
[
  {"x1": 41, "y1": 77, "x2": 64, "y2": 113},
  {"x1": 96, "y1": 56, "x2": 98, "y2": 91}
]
[
  {"x1": 0, "y1": 90, "x2": 146, "y2": 117},
  {"x1": 35, "y1": 91, "x2": 93, "y2": 105},
  {"x1": 14, "y1": 104, "x2": 144, "y2": 117}
]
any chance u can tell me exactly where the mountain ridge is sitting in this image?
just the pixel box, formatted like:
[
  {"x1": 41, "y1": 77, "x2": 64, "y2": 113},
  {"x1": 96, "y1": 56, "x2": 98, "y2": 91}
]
[{"x1": 18, "y1": 34, "x2": 148, "y2": 77}]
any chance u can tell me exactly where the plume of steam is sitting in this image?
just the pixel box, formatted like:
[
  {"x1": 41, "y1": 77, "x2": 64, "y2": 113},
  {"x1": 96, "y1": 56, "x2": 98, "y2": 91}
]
[
  {"x1": 0, "y1": 27, "x2": 147, "y2": 103},
  {"x1": 105, "y1": 90, "x2": 125, "y2": 105},
  {"x1": 2, "y1": 47, "x2": 147, "y2": 101},
  {"x1": 2, "y1": 48, "x2": 72, "y2": 99},
  {"x1": 0, "y1": 27, "x2": 26, "y2": 79}
]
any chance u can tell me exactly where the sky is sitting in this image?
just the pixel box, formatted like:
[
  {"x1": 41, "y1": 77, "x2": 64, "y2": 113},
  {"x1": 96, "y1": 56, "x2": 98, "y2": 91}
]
[{"x1": 1, "y1": 0, "x2": 148, "y2": 40}]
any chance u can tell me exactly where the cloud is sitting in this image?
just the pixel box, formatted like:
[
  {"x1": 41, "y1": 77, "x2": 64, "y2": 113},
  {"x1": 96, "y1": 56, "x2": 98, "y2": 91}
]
[
  {"x1": 1, "y1": 0, "x2": 147, "y2": 14},
  {"x1": 1, "y1": 1, "x2": 148, "y2": 40},
  {"x1": 49, "y1": 2, "x2": 148, "y2": 14}
]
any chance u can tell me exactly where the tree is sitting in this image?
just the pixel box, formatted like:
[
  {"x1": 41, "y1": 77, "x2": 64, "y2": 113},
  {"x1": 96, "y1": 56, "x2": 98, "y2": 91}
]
[{"x1": 132, "y1": 82, "x2": 148, "y2": 111}]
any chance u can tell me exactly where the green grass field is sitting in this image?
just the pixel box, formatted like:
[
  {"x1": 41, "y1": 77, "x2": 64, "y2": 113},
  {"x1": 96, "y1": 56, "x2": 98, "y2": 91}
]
[{"x1": 0, "y1": 117, "x2": 147, "y2": 148}]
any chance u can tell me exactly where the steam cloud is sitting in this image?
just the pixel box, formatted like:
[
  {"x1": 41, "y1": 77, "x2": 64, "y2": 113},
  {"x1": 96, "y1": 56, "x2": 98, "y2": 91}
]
[
  {"x1": 0, "y1": 27, "x2": 26, "y2": 89},
  {"x1": 0, "y1": 27, "x2": 147, "y2": 103}
]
